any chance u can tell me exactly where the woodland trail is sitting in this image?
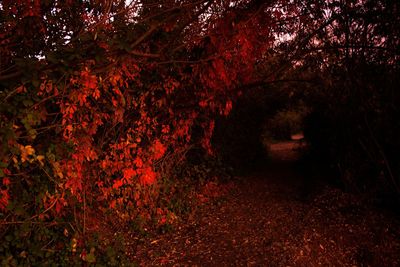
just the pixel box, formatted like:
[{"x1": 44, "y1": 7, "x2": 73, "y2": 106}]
[{"x1": 131, "y1": 141, "x2": 400, "y2": 266}]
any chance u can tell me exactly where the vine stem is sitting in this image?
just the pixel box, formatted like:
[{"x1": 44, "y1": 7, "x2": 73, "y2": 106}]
[{"x1": 83, "y1": 184, "x2": 86, "y2": 235}]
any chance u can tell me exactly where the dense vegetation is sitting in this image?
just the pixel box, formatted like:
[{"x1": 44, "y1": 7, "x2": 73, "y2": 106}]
[{"x1": 0, "y1": 0, "x2": 398, "y2": 264}]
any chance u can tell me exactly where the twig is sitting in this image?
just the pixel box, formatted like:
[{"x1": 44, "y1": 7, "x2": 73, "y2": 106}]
[
  {"x1": 0, "y1": 220, "x2": 70, "y2": 225},
  {"x1": 29, "y1": 198, "x2": 59, "y2": 221}
]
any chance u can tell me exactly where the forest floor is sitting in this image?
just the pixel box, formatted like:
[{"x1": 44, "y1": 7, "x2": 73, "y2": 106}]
[{"x1": 129, "y1": 141, "x2": 400, "y2": 266}]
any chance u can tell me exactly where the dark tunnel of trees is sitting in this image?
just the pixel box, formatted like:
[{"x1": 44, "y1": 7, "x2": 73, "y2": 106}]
[{"x1": 213, "y1": 57, "x2": 400, "y2": 200}]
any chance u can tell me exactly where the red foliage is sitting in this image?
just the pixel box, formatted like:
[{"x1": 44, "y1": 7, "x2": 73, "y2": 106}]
[
  {"x1": 0, "y1": 0, "x2": 277, "y2": 245},
  {"x1": 0, "y1": 190, "x2": 10, "y2": 210}
]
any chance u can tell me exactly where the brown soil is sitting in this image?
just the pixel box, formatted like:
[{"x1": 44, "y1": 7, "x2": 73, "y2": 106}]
[{"x1": 130, "y1": 141, "x2": 400, "y2": 266}]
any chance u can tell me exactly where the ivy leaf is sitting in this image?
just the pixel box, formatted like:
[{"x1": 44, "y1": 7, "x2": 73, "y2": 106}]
[
  {"x1": 0, "y1": 162, "x2": 8, "y2": 168},
  {"x1": 22, "y1": 99, "x2": 34, "y2": 107},
  {"x1": 85, "y1": 248, "x2": 96, "y2": 263}
]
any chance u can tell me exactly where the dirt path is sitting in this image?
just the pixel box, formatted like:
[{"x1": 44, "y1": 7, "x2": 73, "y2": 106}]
[{"x1": 131, "y1": 142, "x2": 400, "y2": 266}]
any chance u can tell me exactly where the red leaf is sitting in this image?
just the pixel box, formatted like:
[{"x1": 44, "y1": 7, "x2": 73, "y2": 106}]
[
  {"x1": 0, "y1": 189, "x2": 10, "y2": 210},
  {"x1": 112, "y1": 179, "x2": 124, "y2": 189},
  {"x1": 123, "y1": 168, "x2": 136, "y2": 180},
  {"x1": 55, "y1": 201, "x2": 63, "y2": 213},
  {"x1": 152, "y1": 140, "x2": 166, "y2": 160},
  {"x1": 140, "y1": 167, "x2": 156, "y2": 186},
  {"x1": 2, "y1": 177, "x2": 11, "y2": 186},
  {"x1": 134, "y1": 158, "x2": 143, "y2": 168},
  {"x1": 110, "y1": 199, "x2": 117, "y2": 209}
]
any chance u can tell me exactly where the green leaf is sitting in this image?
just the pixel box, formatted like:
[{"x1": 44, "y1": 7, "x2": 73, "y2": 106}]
[
  {"x1": 0, "y1": 162, "x2": 8, "y2": 168},
  {"x1": 85, "y1": 252, "x2": 96, "y2": 263},
  {"x1": 28, "y1": 129, "x2": 37, "y2": 140},
  {"x1": 32, "y1": 79, "x2": 40, "y2": 88},
  {"x1": 14, "y1": 206, "x2": 25, "y2": 216},
  {"x1": 22, "y1": 99, "x2": 34, "y2": 107}
]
